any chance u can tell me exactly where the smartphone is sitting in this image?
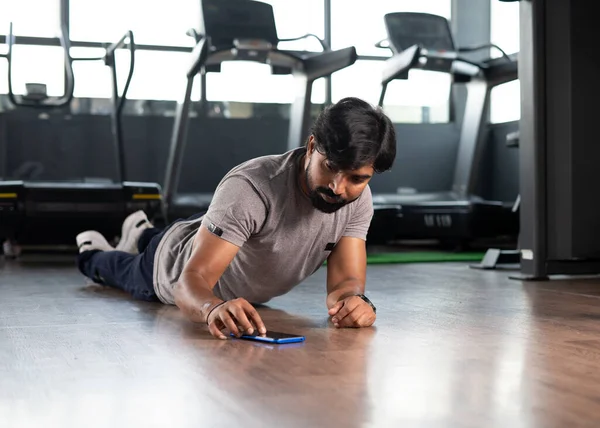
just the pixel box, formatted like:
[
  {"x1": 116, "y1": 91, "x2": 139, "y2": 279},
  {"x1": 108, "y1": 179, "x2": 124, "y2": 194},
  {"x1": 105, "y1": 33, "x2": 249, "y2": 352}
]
[{"x1": 231, "y1": 330, "x2": 306, "y2": 344}]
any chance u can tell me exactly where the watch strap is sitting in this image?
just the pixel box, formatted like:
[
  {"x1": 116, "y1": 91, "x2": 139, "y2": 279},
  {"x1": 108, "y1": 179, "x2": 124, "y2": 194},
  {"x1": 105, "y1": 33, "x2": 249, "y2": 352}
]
[{"x1": 355, "y1": 294, "x2": 376, "y2": 313}]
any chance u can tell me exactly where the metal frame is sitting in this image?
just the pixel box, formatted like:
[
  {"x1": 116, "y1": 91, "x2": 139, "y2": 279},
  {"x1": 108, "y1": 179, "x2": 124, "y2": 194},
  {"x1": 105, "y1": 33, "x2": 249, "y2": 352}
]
[
  {"x1": 162, "y1": 39, "x2": 210, "y2": 221},
  {"x1": 511, "y1": 0, "x2": 600, "y2": 280},
  {"x1": 104, "y1": 31, "x2": 136, "y2": 182},
  {"x1": 0, "y1": 35, "x2": 193, "y2": 53},
  {"x1": 324, "y1": 0, "x2": 332, "y2": 105},
  {"x1": 453, "y1": 54, "x2": 518, "y2": 197}
]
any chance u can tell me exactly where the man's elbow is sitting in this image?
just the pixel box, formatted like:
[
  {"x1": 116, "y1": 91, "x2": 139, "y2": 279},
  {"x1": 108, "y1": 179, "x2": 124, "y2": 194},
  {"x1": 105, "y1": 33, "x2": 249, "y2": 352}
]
[{"x1": 173, "y1": 281, "x2": 192, "y2": 315}]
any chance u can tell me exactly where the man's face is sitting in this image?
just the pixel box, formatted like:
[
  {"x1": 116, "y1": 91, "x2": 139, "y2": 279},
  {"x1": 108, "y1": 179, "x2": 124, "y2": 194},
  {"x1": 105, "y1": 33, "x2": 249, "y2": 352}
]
[{"x1": 303, "y1": 138, "x2": 374, "y2": 213}]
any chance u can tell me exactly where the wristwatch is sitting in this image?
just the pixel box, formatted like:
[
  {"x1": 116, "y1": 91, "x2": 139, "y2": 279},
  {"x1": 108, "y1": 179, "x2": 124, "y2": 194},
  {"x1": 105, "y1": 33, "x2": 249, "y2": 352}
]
[{"x1": 355, "y1": 294, "x2": 376, "y2": 313}]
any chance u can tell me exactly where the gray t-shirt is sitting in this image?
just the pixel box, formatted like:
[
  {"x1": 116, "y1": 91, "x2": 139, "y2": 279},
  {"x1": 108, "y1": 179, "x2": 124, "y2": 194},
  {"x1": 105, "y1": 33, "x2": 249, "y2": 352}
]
[{"x1": 152, "y1": 148, "x2": 373, "y2": 305}]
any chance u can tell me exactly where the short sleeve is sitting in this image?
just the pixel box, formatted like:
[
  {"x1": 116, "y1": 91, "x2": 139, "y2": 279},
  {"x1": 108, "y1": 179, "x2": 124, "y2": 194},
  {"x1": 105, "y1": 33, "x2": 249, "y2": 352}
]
[
  {"x1": 342, "y1": 185, "x2": 374, "y2": 240},
  {"x1": 201, "y1": 176, "x2": 268, "y2": 247}
]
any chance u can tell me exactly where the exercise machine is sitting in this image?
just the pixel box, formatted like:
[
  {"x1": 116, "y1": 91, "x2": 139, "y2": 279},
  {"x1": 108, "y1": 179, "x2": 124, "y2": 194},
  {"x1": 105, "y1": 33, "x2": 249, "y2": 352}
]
[
  {"x1": 370, "y1": 12, "x2": 519, "y2": 246},
  {"x1": 161, "y1": 0, "x2": 357, "y2": 221},
  {"x1": 0, "y1": 23, "x2": 161, "y2": 255},
  {"x1": 471, "y1": 130, "x2": 521, "y2": 269},
  {"x1": 476, "y1": 0, "x2": 600, "y2": 279},
  {"x1": 510, "y1": 0, "x2": 600, "y2": 280}
]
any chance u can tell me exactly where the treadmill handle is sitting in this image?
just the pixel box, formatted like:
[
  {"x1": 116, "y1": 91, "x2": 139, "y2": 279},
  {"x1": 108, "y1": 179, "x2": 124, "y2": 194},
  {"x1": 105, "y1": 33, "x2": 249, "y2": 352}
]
[
  {"x1": 105, "y1": 31, "x2": 134, "y2": 61},
  {"x1": 104, "y1": 30, "x2": 136, "y2": 113},
  {"x1": 186, "y1": 37, "x2": 209, "y2": 79},
  {"x1": 186, "y1": 28, "x2": 203, "y2": 43},
  {"x1": 279, "y1": 33, "x2": 329, "y2": 51},
  {"x1": 303, "y1": 46, "x2": 358, "y2": 81},
  {"x1": 381, "y1": 44, "x2": 421, "y2": 85}
]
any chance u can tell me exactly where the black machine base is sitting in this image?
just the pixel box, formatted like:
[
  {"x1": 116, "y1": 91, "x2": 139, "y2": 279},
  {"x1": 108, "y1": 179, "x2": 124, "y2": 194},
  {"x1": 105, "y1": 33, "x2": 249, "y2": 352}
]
[
  {"x1": 508, "y1": 274, "x2": 550, "y2": 281},
  {"x1": 0, "y1": 180, "x2": 162, "y2": 250},
  {"x1": 509, "y1": 259, "x2": 600, "y2": 282},
  {"x1": 368, "y1": 196, "x2": 518, "y2": 246},
  {"x1": 470, "y1": 249, "x2": 521, "y2": 270}
]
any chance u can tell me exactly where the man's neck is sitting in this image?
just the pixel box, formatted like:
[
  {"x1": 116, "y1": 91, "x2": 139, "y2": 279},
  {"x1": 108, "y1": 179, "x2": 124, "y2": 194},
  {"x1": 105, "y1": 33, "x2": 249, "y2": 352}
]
[{"x1": 297, "y1": 153, "x2": 311, "y2": 198}]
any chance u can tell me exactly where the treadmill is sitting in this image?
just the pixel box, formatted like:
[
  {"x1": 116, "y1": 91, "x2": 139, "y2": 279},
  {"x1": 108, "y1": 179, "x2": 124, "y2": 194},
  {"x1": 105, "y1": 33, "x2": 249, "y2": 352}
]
[
  {"x1": 0, "y1": 23, "x2": 162, "y2": 254},
  {"x1": 161, "y1": 0, "x2": 358, "y2": 222},
  {"x1": 369, "y1": 12, "x2": 519, "y2": 246}
]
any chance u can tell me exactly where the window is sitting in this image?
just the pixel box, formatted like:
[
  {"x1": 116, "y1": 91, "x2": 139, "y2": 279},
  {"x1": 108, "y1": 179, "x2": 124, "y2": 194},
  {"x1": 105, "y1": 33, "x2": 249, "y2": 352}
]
[
  {"x1": 72, "y1": 48, "x2": 200, "y2": 101},
  {"x1": 266, "y1": 0, "x2": 325, "y2": 52},
  {"x1": 69, "y1": 0, "x2": 200, "y2": 47},
  {"x1": 490, "y1": 0, "x2": 520, "y2": 58},
  {"x1": 0, "y1": 46, "x2": 65, "y2": 96},
  {"x1": 73, "y1": 48, "x2": 327, "y2": 104},
  {"x1": 206, "y1": 63, "x2": 326, "y2": 104},
  {"x1": 68, "y1": 0, "x2": 325, "y2": 103},
  {"x1": 70, "y1": 0, "x2": 324, "y2": 50},
  {"x1": 490, "y1": 81, "x2": 520, "y2": 124},
  {"x1": 489, "y1": 0, "x2": 520, "y2": 123},
  {"x1": 0, "y1": 0, "x2": 60, "y2": 37},
  {"x1": 331, "y1": 0, "x2": 452, "y2": 122},
  {"x1": 331, "y1": 60, "x2": 451, "y2": 123}
]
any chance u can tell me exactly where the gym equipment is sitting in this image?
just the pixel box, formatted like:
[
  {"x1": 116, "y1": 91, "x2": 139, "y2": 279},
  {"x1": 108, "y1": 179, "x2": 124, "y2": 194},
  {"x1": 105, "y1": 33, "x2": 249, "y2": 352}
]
[
  {"x1": 161, "y1": 0, "x2": 357, "y2": 221},
  {"x1": 512, "y1": 0, "x2": 600, "y2": 280},
  {"x1": 471, "y1": 130, "x2": 521, "y2": 270},
  {"x1": 0, "y1": 23, "x2": 161, "y2": 254},
  {"x1": 371, "y1": 12, "x2": 519, "y2": 246}
]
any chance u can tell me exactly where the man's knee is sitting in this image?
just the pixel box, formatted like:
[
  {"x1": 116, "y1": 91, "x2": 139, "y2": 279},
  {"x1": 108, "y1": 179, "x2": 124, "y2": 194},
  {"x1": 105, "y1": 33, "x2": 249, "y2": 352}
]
[{"x1": 76, "y1": 250, "x2": 102, "y2": 277}]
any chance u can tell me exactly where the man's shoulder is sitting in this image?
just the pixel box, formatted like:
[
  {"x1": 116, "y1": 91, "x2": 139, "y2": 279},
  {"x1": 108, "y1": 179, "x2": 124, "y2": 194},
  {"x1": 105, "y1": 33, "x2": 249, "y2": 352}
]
[{"x1": 225, "y1": 148, "x2": 304, "y2": 186}]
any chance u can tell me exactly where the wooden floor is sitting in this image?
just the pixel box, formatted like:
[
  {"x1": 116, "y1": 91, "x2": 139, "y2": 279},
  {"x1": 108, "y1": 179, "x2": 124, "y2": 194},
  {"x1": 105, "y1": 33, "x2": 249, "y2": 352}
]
[{"x1": 3, "y1": 256, "x2": 600, "y2": 427}]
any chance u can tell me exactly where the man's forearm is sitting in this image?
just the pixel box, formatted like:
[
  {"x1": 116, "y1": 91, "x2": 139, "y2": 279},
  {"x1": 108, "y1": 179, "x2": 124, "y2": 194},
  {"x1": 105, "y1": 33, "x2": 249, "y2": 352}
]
[
  {"x1": 173, "y1": 271, "x2": 224, "y2": 323},
  {"x1": 326, "y1": 278, "x2": 364, "y2": 309}
]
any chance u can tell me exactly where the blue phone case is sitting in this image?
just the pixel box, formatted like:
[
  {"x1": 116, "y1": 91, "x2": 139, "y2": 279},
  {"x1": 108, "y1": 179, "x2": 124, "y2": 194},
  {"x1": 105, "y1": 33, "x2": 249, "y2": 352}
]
[{"x1": 232, "y1": 332, "x2": 305, "y2": 344}]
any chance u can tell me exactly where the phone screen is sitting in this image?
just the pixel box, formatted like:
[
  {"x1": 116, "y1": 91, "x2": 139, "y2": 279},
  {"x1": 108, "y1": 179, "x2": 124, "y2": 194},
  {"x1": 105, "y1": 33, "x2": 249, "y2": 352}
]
[{"x1": 245, "y1": 331, "x2": 303, "y2": 339}]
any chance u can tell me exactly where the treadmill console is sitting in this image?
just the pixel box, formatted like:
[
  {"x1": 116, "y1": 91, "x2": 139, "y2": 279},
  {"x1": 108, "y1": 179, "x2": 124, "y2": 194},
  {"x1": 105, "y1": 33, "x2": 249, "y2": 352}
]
[
  {"x1": 200, "y1": 0, "x2": 279, "y2": 50},
  {"x1": 384, "y1": 12, "x2": 455, "y2": 54}
]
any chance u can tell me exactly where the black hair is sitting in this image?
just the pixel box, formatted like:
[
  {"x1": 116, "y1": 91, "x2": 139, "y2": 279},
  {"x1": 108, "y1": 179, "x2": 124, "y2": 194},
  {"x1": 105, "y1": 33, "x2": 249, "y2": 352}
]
[{"x1": 309, "y1": 97, "x2": 396, "y2": 173}]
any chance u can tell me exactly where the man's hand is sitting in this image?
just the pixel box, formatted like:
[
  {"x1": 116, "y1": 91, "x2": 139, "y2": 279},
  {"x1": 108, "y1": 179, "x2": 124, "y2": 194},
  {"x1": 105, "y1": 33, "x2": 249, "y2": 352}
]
[
  {"x1": 206, "y1": 298, "x2": 267, "y2": 340},
  {"x1": 328, "y1": 295, "x2": 376, "y2": 328}
]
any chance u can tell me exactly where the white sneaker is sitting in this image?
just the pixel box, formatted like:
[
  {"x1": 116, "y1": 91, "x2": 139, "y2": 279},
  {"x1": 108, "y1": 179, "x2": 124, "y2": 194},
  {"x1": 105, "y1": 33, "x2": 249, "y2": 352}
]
[
  {"x1": 2, "y1": 240, "x2": 22, "y2": 259},
  {"x1": 115, "y1": 210, "x2": 153, "y2": 254},
  {"x1": 76, "y1": 231, "x2": 115, "y2": 253}
]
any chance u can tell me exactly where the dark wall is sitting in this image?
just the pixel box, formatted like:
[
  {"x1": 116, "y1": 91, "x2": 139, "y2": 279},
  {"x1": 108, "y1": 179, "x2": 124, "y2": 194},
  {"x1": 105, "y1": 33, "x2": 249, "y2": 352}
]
[
  {"x1": 0, "y1": 114, "x2": 7, "y2": 178},
  {"x1": 178, "y1": 118, "x2": 290, "y2": 193},
  {"x1": 0, "y1": 111, "x2": 519, "y2": 201},
  {"x1": 6, "y1": 113, "x2": 120, "y2": 182},
  {"x1": 1, "y1": 111, "x2": 461, "y2": 195},
  {"x1": 479, "y1": 121, "x2": 520, "y2": 202},
  {"x1": 371, "y1": 123, "x2": 460, "y2": 193}
]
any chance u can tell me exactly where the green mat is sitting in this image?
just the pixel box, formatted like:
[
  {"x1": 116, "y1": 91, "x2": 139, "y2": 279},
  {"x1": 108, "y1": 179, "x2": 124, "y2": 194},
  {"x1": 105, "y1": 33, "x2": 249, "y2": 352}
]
[{"x1": 365, "y1": 251, "x2": 485, "y2": 265}]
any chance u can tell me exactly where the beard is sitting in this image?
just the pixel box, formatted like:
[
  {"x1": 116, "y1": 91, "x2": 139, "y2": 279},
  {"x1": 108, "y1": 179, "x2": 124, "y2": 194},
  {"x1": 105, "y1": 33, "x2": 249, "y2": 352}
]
[{"x1": 304, "y1": 159, "x2": 349, "y2": 214}]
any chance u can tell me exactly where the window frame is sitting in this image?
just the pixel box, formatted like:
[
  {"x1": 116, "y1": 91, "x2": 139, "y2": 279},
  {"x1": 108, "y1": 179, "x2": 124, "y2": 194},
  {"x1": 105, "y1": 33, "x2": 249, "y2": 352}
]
[{"x1": 1, "y1": 0, "x2": 463, "y2": 124}]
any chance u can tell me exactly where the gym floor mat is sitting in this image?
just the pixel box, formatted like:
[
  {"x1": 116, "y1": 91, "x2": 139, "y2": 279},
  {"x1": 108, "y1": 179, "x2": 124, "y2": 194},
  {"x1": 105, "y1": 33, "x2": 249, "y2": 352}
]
[{"x1": 365, "y1": 251, "x2": 485, "y2": 264}]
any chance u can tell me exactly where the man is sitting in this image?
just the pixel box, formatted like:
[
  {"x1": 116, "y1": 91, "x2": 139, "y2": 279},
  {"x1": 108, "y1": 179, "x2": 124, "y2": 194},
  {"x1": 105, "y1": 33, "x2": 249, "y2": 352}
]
[{"x1": 76, "y1": 97, "x2": 397, "y2": 340}]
